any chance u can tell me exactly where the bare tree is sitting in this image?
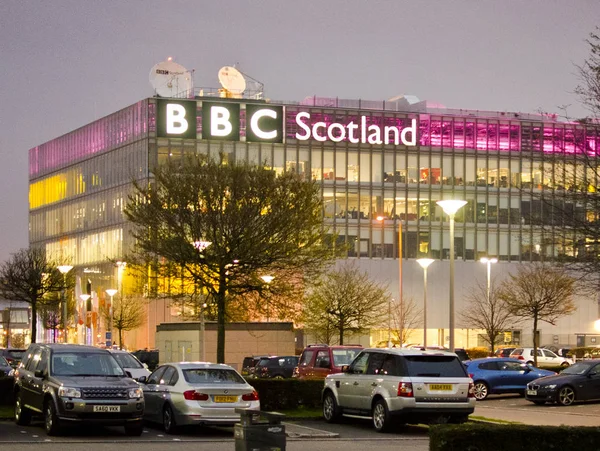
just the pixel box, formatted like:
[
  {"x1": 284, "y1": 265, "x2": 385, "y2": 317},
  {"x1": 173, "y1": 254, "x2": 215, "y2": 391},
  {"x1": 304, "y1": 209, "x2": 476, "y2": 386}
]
[
  {"x1": 575, "y1": 28, "x2": 600, "y2": 118},
  {"x1": 498, "y1": 263, "x2": 577, "y2": 366},
  {"x1": 303, "y1": 263, "x2": 390, "y2": 344},
  {"x1": 390, "y1": 297, "x2": 422, "y2": 346},
  {"x1": 460, "y1": 279, "x2": 518, "y2": 355},
  {"x1": 0, "y1": 248, "x2": 65, "y2": 343},
  {"x1": 108, "y1": 296, "x2": 147, "y2": 350},
  {"x1": 39, "y1": 295, "x2": 61, "y2": 343}
]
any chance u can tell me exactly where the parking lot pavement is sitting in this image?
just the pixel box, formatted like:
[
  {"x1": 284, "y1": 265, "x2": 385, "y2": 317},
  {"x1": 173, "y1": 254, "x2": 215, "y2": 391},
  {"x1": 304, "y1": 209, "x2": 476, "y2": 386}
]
[{"x1": 474, "y1": 394, "x2": 600, "y2": 426}]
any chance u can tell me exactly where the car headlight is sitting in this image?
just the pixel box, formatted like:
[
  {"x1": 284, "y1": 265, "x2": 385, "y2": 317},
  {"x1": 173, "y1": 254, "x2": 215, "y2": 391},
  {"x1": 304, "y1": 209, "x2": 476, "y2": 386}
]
[
  {"x1": 8, "y1": 369, "x2": 14, "y2": 377},
  {"x1": 128, "y1": 387, "x2": 143, "y2": 399},
  {"x1": 58, "y1": 387, "x2": 81, "y2": 398},
  {"x1": 544, "y1": 384, "x2": 557, "y2": 389}
]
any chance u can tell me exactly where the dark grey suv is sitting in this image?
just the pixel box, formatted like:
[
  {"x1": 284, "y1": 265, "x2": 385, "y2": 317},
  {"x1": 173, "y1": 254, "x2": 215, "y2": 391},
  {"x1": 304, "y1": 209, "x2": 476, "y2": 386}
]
[{"x1": 14, "y1": 343, "x2": 144, "y2": 436}]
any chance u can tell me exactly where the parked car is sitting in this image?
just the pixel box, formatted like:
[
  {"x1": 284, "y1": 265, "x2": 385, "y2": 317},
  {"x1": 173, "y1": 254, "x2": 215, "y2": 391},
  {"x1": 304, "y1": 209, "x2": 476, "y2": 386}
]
[
  {"x1": 13, "y1": 343, "x2": 144, "y2": 436},
  {"x1": 294, "y1": 344, "x2": 363, "y2": 379},
  {"x1": 131, "y1": 349, "x2": 159, "y2": 371},
  {"x1": 322, "y1": 348, "x2": 476, "y2": 432},
  {"x1": 139, "y1": 362, "x2": 259, "y2": 433},
  {"x1": 241, "y1": 355, "x2": 271, "y2": 377},
  {"x1": 409, "y1": 345, "x2": 471, "y2": 362},
  {"x1": 525, "y1": 359, "x2": 600, "y2": 406},
  {"x1": 253, "y1": 356, "x2": 299, "y2": 379},
  {"x1": 0, "y1": 356, "x2": 15, "y2": 378},
  {"x1": 510, "y1": 347, "x2": 573, "y2": 368},
  {"x1": 465, "y1": 357, "x2": 555, "y2": 400},
  {"x1": 494, "y1": 347, "x2": 516, "y2": 358},
  {"x1": 0, "y1": 348, "x2": 26, "y2": 368},
  {"x1": 108, "y1": 349, "x2": 152, "y2": 379}
]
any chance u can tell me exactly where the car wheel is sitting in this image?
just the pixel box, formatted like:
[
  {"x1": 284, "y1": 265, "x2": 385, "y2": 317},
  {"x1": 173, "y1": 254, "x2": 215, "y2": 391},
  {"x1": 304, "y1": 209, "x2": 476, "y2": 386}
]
[
  {"x1": 163, "y1": 404, "x2": 178, "y2": 434},
  {"x1": 557, "y1": 386, "x2": 576, "y2": 406},
  {"x1": 273, "y1": 375, "x2": 284, "y2": 380},
  {"x1": 124, "y1": 422, "x2": 144, "y2": 436},
  {"x1": 473, "y1": 381, "x2": 489, "y2": 400},
  {"x1": 14, "y1": 391, "x2": 32, "y2": 426},
  {"x1": 372, "y1": 399, "x2": 391, "y2": 433},
  {"x1": 322, "y1": 391, "x2": 341, "y2": 423},
  {"x1": 560, "y1": 362, "x2": 570, "y2": 367},
  {"x1": 44, "y1": 400, "x2": 61, "y2": 436}
]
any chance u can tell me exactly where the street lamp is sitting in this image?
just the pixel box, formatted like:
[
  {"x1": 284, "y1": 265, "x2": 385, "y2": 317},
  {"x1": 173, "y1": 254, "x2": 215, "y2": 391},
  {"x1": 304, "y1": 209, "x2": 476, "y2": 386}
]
[
  {"x1": 437, "y1": 199, "x2": 467, "y2": 352},
  {"x1": 57, "y1": 265, "x2": 73, "y2": 343},
  {"x1": 261, "y1": 275, "x2": 274, "y2": 321},
  {"x1": 480, "y1": 257, "x2": 498, "y2": 307},
  {"x1": 105, "y1": 289, "x2": 117, "y2": 347},
  {"x1": 398, "y1": 220, "x2": 404, "y2": 346},
  {"x1": 200, "y1": 302, "x2": 208, "y2": 361},
  {"x1": 80, "y1": 294, "x2": 91, "y2": 345},
  {"x1": 416, "y1": 258, "x2": 435, "y2": 348}
]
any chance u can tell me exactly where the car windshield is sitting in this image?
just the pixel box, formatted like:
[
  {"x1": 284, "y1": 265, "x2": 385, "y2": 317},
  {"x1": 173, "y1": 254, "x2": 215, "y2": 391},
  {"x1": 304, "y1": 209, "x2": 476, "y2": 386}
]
[
  {"x1": 8, "y1": 350, "x2": 24, "y2": 359},
  {"x1": 112, "y1": 352, "x2": 143, "y2": 369},
  {"x1": 183, "y1": 368, "x2": 245, "y2": 384},
  {"x1": 0, "y1": 356, "x2": 8, "y2": 366},
  {"x1": 332, "y1": 349, "x2": 362, "y2": 366},
  {"x1": 52, "y1": 352, "x2": 126, "y2": 376},
  {"x1": 404, "y1": 356, "x2": 467, "y2": 377},
  {"x1": 559, "y1": 362, "x2": 593, "y2": 375}
]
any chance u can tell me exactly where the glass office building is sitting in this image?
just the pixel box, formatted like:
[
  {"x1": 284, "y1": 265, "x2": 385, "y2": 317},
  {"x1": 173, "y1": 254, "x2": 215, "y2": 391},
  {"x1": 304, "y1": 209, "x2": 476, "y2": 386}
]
[{"x1": 28, "y1": 95, "x2": 600, "y2": 348}]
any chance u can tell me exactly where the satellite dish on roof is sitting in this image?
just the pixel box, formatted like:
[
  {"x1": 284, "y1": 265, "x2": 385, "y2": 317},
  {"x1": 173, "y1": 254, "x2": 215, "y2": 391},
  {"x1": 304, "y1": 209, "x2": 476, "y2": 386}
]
[
  {"x1": 149, "y1": 58, "x2": 193, "y2": 97},
  {"x1": 218, "y1": 66, "x2": 246, "y2": 95}
]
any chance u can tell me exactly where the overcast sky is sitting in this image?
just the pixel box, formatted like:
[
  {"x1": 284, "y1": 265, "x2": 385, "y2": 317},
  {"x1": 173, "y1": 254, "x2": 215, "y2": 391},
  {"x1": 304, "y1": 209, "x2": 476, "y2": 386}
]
[{"x1": 0, "y1": 0, "x2": 598, "y2": 263}]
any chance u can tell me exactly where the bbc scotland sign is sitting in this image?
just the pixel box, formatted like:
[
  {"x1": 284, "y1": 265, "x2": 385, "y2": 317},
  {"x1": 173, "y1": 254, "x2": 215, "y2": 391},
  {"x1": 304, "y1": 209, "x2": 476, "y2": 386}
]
[{"x1": 156, "y1": 99, "x2": 417, "y2": 146}]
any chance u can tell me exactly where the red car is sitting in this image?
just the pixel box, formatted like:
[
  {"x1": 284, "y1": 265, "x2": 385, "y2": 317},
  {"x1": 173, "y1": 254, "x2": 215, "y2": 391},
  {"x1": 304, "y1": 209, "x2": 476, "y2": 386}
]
[{"x1": 293, "y1": 344, "x2": 363, "y2": 379}]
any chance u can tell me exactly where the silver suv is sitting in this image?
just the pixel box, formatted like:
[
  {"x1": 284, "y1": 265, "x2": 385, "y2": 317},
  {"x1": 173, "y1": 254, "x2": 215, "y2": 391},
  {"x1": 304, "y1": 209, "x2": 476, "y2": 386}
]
[
  {"x1": 14, "y1": 343, "x2": 145, "y2": 436},
  {"x1": 322, "y1": 348, "x2": 476, "y2": 432}
]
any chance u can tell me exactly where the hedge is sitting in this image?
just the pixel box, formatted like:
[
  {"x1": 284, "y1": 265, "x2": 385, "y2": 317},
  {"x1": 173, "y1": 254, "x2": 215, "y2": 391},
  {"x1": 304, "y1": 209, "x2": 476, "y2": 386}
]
[
  {"x1": 430, "y1": 423, "x2": 600, "y2": 451},
  {"x1": 247, "y1": 379, "x2": 323, "y2": 411}
]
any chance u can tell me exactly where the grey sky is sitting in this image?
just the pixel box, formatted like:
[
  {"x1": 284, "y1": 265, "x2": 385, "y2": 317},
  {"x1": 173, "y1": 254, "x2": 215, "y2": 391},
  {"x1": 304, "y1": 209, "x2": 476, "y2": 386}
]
[{"x1": 0, "y1": 0, "x2": 598, "y2": 262}]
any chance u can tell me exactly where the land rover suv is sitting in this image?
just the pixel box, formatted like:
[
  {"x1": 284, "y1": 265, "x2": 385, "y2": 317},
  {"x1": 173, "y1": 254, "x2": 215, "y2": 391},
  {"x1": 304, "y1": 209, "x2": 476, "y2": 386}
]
[
  {"x1": 322, "y1": 348, "x2": 476, "y2": 432},
  {"x1": 14, "y1": 343, "x2": 144, "y2": 436}
]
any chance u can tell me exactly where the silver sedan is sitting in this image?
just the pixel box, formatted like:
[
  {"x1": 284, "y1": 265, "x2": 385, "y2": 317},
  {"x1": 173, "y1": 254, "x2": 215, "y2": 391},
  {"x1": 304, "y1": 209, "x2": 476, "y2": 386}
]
[{"x1": 140, "y1": 362, "x2": 260, "y2": 433}]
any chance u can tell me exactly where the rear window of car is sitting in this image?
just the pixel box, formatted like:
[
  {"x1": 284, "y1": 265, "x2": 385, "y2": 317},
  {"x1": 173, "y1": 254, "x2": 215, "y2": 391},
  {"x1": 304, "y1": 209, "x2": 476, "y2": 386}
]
[
  {"x1": 332, "y1": 349, "x2": 362, "y2": 366},
  {"x1": 183, "y1": 368, "x2": 245, "y2": 384},
  {"x1": 511, "y1": 349, "x2": 523, "y2": 356},
  {"x1": 404, "y1": 356, "x2": 468, "y2": 378},
  {"x1": 242, "y1": 357, "x2": 255, "y2": 368}
]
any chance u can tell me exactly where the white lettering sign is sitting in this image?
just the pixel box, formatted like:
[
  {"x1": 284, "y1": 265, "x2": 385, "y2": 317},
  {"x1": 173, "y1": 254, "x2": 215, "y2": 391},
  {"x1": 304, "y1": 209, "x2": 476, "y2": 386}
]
[
  {"x1": 166, "y1": 103, "x2": 189, "y2": 134},
  {"x1": 211, "y1": 106, "x2": 233, "y2": 137},
  {"x1": 295, "y1": 112, "x2": 417, "y2": 146},
  {"x1": 249, "y1": 108, "x2": 278, "y2": 140}
]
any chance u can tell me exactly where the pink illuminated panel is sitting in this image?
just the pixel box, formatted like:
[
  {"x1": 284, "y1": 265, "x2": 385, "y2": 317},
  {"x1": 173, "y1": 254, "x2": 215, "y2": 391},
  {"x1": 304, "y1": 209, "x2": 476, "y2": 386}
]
[{"x1": 29, "y1": 100, "x2": 149, "y2": 178}]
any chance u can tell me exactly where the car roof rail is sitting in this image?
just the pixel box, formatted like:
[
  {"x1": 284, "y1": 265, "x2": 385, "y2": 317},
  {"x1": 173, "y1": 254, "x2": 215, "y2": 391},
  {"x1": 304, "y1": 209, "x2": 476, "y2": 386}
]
[{"x1": 307, "y1": 344, "x2": 329, "y2": 347}]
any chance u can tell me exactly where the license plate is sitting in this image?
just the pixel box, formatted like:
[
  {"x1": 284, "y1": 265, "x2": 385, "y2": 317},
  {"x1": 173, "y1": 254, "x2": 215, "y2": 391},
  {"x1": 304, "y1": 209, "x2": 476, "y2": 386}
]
[
  {"x1": 527, "y1": 390, "x2": 537, "y2": 396},
  {"x1": 93, "y1": 405, "x2": 120, "y2": 412},
  {"x1": 429, "y1": 384, "x2": 453, "y2": 391},
  {"x1": 214, "y1": 395, "x2": 238, "y2": 403}
]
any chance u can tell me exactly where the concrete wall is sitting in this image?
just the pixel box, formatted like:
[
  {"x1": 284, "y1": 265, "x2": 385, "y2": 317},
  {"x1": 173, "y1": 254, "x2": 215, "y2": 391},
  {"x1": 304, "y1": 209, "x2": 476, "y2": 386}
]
[{"x1": 155, "y1": 322, "x2": 295, "y2": 370}]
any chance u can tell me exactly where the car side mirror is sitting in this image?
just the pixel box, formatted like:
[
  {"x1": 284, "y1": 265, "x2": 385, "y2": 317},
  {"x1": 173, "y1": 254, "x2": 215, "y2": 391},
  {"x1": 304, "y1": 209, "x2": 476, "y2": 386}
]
[
  {"x1": 137, "y1": 375, "x2": 147, "y2": 384},
  {"x1": 522, "y1": 365, "x2": 531, "y2": 372},
  {"x1": 34, "y1": 369, "x2": 45, "y2": 378}
]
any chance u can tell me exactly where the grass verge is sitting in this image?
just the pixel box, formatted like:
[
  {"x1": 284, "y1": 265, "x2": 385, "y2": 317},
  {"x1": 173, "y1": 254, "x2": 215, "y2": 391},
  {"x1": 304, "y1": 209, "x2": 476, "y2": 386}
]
[
  {"x1": 0, "y1": 405, "x2": 13, "y2": 419},
  {"x1": 469, "y1": 415, "x2": 521, "y2": 424}
]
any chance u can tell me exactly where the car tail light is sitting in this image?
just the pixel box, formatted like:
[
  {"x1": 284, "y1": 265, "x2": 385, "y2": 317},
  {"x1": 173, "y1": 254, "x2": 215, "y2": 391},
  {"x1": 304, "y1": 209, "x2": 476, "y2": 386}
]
[
  {"x1": 184, "y1": 390, "x2": 209, "y2": 401},
  {"x1": 292, "y1": 367, "x2": 299, "y2": 378},
  {"x1": 517, "y1": 356, "x2": 524, "y2": 360},
  {"x1": 469, "y1": 373, "x2": 474, "y2": 379},
  {"x1": 242, "y1": 390, "x2": 259, "y2": 401},
  {"x1": 468, "y1": 382, "x2": 476, "y2": 398},
  {"x1": 397, "y1": 382, "x2": 413, "y2": 398}
]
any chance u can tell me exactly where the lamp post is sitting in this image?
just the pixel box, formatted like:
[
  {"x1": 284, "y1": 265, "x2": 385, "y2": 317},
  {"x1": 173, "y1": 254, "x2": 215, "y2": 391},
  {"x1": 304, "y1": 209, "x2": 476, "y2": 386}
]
[
  {"x1": 193, "y1": 241, "x2": 211, "y2": 361},
  {"x1": 105, "y1": 289, "x2": 117, "y2": 347},
  {"x1": 437, "y1": 199, "x2": 467, "y2": 352},
  {"x1": 416, "y1": 258, "x2": 435, "y2": 348},
  {"x1": 261, "y1": 275, "x2": 274, "y2": 321},
  {"x1": 57, "y1": 265, "x2": 73, "y2": 343},
  {"x1": 480, "y1": 257, "x2": 498, "y2": 307},
  {"x1": 80, "y1": 294, "x2": 91, "y2": 345}
]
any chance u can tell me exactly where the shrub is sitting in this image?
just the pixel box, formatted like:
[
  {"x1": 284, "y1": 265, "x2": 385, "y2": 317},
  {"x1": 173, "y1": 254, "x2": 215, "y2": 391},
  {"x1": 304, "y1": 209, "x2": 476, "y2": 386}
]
[
  {"x1": 466, "y1": 347, "x2": 489, "y2": 359},
  {"x1": 247, "y1": 379, "x2": 323, "y2": 411},
  {"x1": 567, "y1": 347, "x2": 600, "y2": 359},
  {"x1": 430, "y1": 423, "x2": 600, "y2": 451}
]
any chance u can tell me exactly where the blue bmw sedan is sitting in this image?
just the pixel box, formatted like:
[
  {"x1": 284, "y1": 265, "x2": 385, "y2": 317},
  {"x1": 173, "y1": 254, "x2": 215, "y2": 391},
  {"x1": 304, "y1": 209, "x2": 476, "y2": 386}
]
[{"x1": 465, "y1": 358, "x2": 555, "y2": 400}]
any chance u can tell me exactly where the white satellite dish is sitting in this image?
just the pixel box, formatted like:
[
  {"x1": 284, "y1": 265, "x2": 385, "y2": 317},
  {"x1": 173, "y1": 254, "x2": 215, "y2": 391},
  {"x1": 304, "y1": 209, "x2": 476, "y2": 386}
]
[
  {"x1": 218, "y1": 66, "x2": 246, "y2": 95},
  {"x1": 149, "y1": 59, "x2": 192, "y2": 97}
]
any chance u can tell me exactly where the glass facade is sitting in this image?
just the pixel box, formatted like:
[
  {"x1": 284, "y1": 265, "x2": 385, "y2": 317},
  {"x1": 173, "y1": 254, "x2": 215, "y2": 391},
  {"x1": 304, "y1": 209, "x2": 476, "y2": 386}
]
[{"x1": 29, "y1": 97, "x2": 600, "y2": 270}]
